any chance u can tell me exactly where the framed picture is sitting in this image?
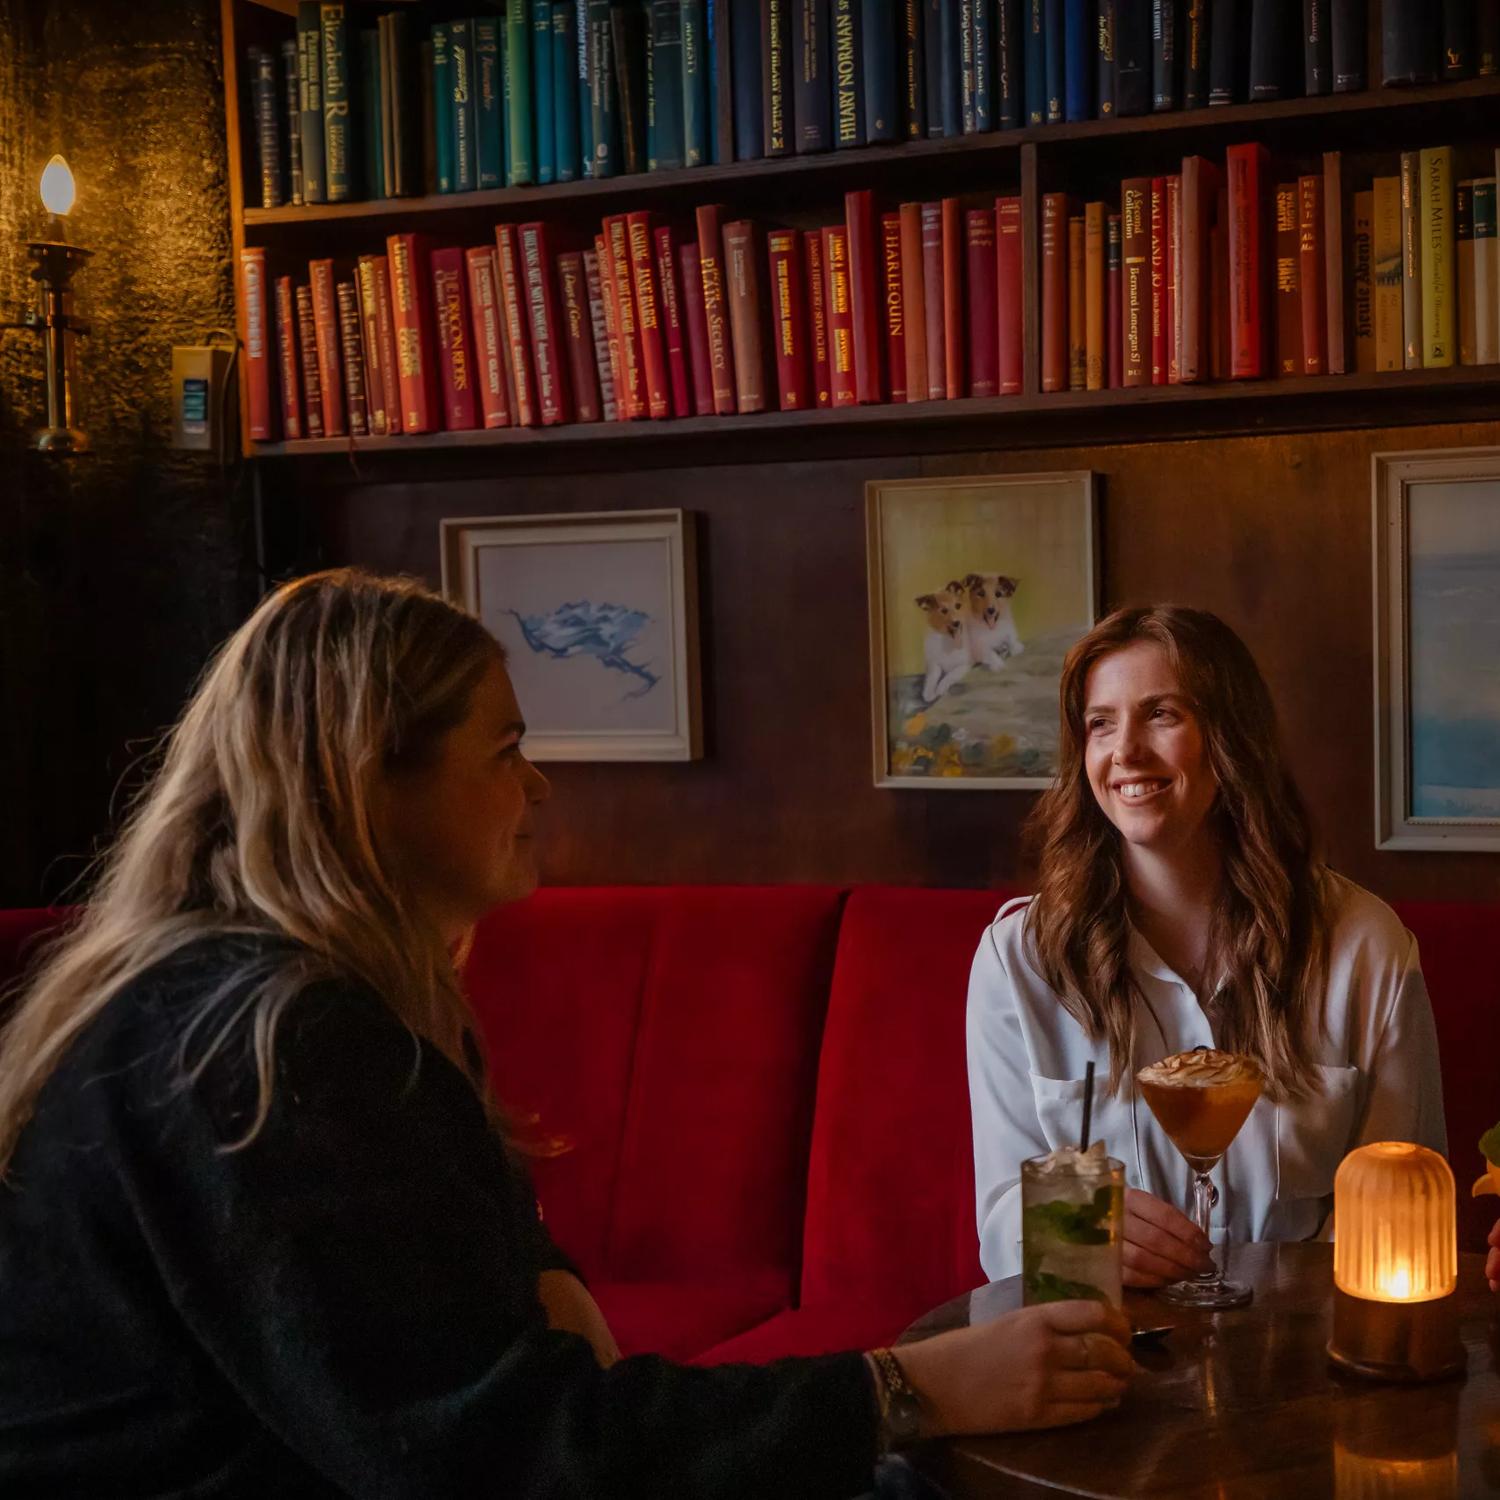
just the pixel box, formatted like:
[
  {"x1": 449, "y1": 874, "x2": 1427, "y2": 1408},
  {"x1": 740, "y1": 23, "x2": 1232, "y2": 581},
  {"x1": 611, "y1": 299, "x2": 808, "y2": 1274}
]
[
  {"x1": 1374, "y1": 448, "x2": 1500, "y2": 850},
  {"x1": 866, "y1": 472, "x2": 1098, "y2": 790},
  {"x1": 440, "y1": 509, "x2": 702, "y2": 762}
]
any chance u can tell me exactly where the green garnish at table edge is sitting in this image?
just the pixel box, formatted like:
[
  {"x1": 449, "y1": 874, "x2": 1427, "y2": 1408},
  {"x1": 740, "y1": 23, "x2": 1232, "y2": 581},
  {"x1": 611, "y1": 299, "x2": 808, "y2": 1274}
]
[
  {"x1": 1024, "y1": 1269, "x2": 1109, "y2": 1304},
  {"x1": 1476, "y1": 1121, "x2": 1500, "y2": 1200}
]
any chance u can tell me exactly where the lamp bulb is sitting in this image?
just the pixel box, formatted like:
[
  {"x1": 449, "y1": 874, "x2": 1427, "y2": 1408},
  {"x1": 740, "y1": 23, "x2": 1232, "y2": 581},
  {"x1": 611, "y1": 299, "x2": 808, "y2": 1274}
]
[{"x1": 40, "y1": 155, "x2": 76, "y2": 218}]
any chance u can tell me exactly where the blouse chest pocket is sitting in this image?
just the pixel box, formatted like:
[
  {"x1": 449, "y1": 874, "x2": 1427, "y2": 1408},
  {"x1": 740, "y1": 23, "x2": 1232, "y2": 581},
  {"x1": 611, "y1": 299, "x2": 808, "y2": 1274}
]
[
  {"x1": 1276, "y1": 1064, "x2": 1362, "y2": 1202},
  {"x1": 1029, "y1": 1071, "x2": 1132, "y2": 1163}
]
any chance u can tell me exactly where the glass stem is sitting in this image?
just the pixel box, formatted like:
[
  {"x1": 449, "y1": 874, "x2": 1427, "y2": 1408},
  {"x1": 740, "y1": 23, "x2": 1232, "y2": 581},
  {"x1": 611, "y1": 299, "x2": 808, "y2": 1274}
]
[{"x1": 1191, "y1": 1171, "x2": 1219, "y2": 1284}]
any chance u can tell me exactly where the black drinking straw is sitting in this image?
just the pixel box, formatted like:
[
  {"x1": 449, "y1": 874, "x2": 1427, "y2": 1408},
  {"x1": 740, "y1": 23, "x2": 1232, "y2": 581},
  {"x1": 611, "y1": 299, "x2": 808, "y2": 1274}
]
[{"x1": 1079, "y1": 1060, "x2": 1095, "y2": 1151}]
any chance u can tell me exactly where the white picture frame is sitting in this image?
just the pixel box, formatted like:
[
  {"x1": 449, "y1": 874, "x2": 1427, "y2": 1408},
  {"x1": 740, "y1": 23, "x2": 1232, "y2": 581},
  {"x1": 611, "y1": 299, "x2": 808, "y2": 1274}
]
[
  {"x1": 1373, "y1": 447, "x2": 1500, "y2": 851},
  {"x1": 441, "y1": 509, "x2": 702, "y2": 762}
]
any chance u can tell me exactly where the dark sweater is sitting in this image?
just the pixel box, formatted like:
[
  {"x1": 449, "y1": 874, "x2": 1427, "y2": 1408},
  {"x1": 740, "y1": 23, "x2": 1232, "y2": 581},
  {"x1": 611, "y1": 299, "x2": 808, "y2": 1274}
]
[{"x1": 0, "y1": 937, "x2": 877, "y2": 1497}]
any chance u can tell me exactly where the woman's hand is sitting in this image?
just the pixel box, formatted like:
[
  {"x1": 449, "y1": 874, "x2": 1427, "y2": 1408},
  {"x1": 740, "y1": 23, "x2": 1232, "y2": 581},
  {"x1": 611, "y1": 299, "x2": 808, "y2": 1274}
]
[
  {"x1": 537, "y1": 1270, "x2": 621, "y2": 1369},
  {"x1": 1487, "y1": 1218, "x2": 1499, "y2": 1293},
  {"x1": 1121, "y1": 1188, "x2": 1215, "y2": 1288},
  {"x1": 890, "y1": 1299, "x2": 1134, "y2": 1438}
]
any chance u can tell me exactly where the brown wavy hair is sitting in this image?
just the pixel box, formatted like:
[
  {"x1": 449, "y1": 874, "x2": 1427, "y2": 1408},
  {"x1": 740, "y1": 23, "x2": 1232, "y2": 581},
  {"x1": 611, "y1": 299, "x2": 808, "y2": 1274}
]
[
  {"x1": 1024, "y1": 606, "x2": 1328, "y2": 1101},
  {"x1": 0, "y1": 569, "x2": 512, "y2": 1176}
]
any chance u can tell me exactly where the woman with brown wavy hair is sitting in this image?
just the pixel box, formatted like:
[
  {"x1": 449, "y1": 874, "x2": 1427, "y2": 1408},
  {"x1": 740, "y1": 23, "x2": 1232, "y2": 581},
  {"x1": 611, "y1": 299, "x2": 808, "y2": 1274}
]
[
  {"x1": 967, "y1": 605, "x2": 1444, "y2": 1287},
  {"x1": 0, "y1": 568, "x2": 1134, "y2": 1498}
]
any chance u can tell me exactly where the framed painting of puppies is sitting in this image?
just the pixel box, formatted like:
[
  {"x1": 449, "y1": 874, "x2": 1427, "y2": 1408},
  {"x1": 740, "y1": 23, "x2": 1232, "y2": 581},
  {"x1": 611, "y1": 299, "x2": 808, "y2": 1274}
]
[{"x1": 866, "y1": 472, "x2": 1098, "y2": 789}]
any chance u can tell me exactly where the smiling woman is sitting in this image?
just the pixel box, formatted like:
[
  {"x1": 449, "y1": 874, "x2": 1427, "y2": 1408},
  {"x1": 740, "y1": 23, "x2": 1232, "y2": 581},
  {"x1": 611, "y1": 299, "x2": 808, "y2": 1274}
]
[{"x1": 966, "y1": 606, "x2": 1446, "y2": 1291}]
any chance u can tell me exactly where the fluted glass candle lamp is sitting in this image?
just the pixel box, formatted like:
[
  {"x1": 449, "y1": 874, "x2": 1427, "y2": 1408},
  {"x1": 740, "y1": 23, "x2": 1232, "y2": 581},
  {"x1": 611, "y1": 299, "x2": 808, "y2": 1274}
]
[{"x1": 1328, "y1": 1142, "x2": 1465, "y2": 1383}]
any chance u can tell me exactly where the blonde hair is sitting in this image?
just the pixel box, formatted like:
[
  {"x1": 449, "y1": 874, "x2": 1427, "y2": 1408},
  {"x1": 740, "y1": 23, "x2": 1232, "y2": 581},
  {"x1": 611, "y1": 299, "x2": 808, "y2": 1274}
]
[{"x1": 0, "y1": 568, "x2": 506, "y2": 1176}]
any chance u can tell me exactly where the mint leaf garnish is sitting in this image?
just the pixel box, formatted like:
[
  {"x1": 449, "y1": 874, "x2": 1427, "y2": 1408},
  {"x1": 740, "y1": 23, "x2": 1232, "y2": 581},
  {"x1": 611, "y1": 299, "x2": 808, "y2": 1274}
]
[{"x1": 1481, "y1": 1122, "x2": 1500, "y2": 1167}]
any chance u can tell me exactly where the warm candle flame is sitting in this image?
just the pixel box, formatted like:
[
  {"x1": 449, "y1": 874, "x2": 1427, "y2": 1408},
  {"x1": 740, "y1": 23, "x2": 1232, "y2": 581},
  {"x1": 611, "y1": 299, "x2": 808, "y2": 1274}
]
[{"x1": 40, "y1": 155, "x2": 75, "y2": 217}]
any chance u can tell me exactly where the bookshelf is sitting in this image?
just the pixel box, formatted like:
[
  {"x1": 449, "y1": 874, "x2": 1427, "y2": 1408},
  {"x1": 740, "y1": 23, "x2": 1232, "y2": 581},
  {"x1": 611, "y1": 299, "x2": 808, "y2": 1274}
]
[{"x1": 222, "y1": 1, "x2": 1500, "y2": 467}]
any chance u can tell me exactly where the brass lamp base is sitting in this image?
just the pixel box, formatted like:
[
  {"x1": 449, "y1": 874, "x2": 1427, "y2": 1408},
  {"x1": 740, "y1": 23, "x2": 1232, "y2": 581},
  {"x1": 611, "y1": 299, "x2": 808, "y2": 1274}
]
[
  {"x1": 1328, "y1": 1286, "x2": 1466, "y2": 1383},
  {"x1": 33, "y1": 426, "x2": 88, "y2": 455}
]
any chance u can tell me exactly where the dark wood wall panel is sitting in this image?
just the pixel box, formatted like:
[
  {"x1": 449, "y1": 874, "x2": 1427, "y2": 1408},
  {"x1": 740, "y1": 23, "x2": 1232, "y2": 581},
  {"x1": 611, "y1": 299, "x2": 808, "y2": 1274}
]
[{"x1": 300, "y1": 418, "x2": 1500, "y2": 903}]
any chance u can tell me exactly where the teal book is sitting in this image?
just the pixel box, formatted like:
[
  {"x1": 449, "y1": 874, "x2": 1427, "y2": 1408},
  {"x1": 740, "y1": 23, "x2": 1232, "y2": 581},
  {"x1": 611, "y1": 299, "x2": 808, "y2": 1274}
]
[
  {"x1": 431, "y1": 25, "x2": 455, "y2": 192},
  {"x1": 476, "y1": 17, "x2": 504, "y2": 188},
  {"x1": 449, "y1": 20, "x2": 477, "y2": 192},
  {"x1": 296, "y1": 3, "x2": 327, "y2": 202},
  {"x1": 681, "y1": 0, "x2": 708, "y2": 166},
  {"x1": 500, "y1": 19, "x2": 512, "y2": 182},
  {"x1": 320, "y1": 2, "x2": 355, "y2": 201},
  {"x1": 533, "y1": 0, "x2": 555, "y2": 184},
  {"x1": 648, "y1": 0, "x2": 684, "y2": 169},
  {"x1": 553, "y1": 3, "x2": 580, "y2": 181},
  {"x1": 506, "y1": 2, "x2": 535, "y2": 185},
  {"x1": 586, "y1": 0, "x2": 616, "y2": 178},
  {"x1": 575, "y1": 0, "x2": 593, "y2": 177},
  {"x1": 359, "y1": 27, "x2": 384, "y2": 199}
]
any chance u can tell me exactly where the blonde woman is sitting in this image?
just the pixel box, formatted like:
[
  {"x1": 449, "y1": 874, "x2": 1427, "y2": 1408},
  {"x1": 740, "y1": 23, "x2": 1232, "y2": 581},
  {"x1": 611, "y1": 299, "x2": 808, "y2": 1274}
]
[
  {"x1": 968, "y1": 606, "x2": 1445, "y2": 1286},
  {"x1": 0, "y1": 570, "x2": 1131, "y2": 1498}
]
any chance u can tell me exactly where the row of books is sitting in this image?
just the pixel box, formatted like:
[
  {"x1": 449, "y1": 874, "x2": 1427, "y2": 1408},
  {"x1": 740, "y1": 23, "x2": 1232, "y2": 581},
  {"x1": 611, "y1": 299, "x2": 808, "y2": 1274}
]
[{"x1": 246, "y1": 2, "x2": 1500, "y2": 211}]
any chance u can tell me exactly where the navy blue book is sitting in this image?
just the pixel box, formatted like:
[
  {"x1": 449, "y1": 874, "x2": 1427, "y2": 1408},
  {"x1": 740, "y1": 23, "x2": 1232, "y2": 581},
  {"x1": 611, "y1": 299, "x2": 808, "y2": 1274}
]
[
  {"x1": 973, "y1": 0, "x2": 994, "y2": 128},
  {"x1": 1331, "y1": 0, "x2": 1364, "y2": 88},
  {"x1": 924, "y1": 0, "x2": 945, "y2": 134},
  {"x1": 1152, "y1": 0, "x2": 1177, "y2": 108},
  {"x1": 1208, "y1": 0, "x2": 1239, "y2": 99},
  {"x1": 296, "y1": 3, "x2": 326, "y2": 203},
  {"x1": 576, "y1": 0, "x2": 593, "y2": 175},
  {"x1": 1065, "y1": 0, "x2": 1092, "y2": 117},
  {"x1": 359, "y1": 29, "x2": 384, "y2": 200},
  {"x1": 281, "y1": 38, "x2": 303, "y2": 203},
  {"x1": 447, "y1": 20, "x2": 476, "y2": 193},
  {"x1": 1381, "y1": 0, "x2": 1437, "y2": 82},
  {"x1": 1114, "y1": 0, "x2": 1151, "y2": 111},
  {"x1": 795, "y1": 0, "x2": 832, "y2": 151},
  {"x1": 863, "y1": 0, "x2": 898, "y2": 140},
  {"x1": 532, "y1": 2, "x2": 555, "y2": 184},
  {"x1": 833, "y1": 0, "x2": 865, "y2": 146},
  {"x1": 902, "y1": 0, "x2": 926, "y2": 137},
  {"x1": 477, "y1": 17, "x2": 504, "y2": 188},
  {"x1": 586, "y1": 0, "x2": 617, "y2": 176},
  {"x1": 553, "y1": 4, "x2": 580, "y2": 181},
  {"x1": 997, "y1": 0, "x2": 1022, "y2": 125},
  {"x1": 730, "y1": 0, "x2": 763, "y2": 158},
  {"x1": 939, "y1": 0, "x2": 961, "y2": 133},
  {"x1": 1444, "y1": 0, "x2": 1476, "y2": 78},
  {"x1": 762, "y1": 0, "x2": 793, "y2": 155},
  {"x1": 321, "y1": 3, "x2": 355, "y2": 202},
  {"x1": 1248, "y1": 0, "x2": 1293, "y2": 98},
  {"x1": 650, "y1": 0, "x2": 685, "y2": 167},
  {"x1": 1183, "y1": 0, "x2": 1207, "y2": 104},
  {"x1": 248, "y1": 45, "x2": 282, "y2": 209},
  {"x1": 960, "y1": 0, "x2": 976, "y2": 130},
  {"x1": 611, "y1": 0, "x2": 647, "y2": 173},
  {"x1": 683, "y1": 0, "x2": 710, "y2": 164},
  {"x1": 1096, "y1": 0, "x2": 1116, "y2": 114},
  {"x1": 431, "y1": 23, "x2": 455, "y2": 193},
  {"x1": 1024, "y1": 0, "x2": 1046, "y2": 122},
  {"x1": 1302, "y1": 0, "x2": 1330, "y2": 91},
  {"x1": 708, "y1": 0, "x2": 727, "y2": 162},
  {"x1": 1044, "y1": 0, "x2": 1065, "y2": 120}
]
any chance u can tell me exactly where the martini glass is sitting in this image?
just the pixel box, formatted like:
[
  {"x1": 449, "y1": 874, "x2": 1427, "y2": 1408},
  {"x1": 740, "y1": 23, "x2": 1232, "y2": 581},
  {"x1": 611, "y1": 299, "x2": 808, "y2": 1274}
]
[{"x1": 1136, "y1": 1048, "x2": 1263, "y2": 1309}]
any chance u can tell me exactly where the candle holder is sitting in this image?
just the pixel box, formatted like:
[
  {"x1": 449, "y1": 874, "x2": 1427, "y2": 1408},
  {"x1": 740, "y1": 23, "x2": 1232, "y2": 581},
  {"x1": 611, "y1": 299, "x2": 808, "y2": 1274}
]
[{"x1": 1328, "y1": 1142, "x2": 1466, "y2": 1384}]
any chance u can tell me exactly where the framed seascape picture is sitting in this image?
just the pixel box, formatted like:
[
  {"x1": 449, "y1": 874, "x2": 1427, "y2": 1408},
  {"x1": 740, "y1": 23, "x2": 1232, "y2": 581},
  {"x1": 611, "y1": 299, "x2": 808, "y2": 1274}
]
[
  {"x1": 1375, "y1": 449, "x2": 1500, "y2": 850},
  {"x1": 866, "y1": 472, "x2": 1098, "y2": 790},
  {"x1": 440, "y1": 509, "x2": 702, "y2": 762}
]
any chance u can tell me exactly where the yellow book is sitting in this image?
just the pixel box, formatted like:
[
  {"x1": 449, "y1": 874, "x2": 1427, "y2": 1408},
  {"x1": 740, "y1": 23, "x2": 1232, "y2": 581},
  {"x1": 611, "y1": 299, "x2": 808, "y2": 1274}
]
[
  {"x1": 1085, "y1": 201, "x2": 1106, "y2": 391},
  {"x1": 1420, "y1": 146, "x2": 1455, "y2": 368},
  {"x1": 1353, "y1": 189, "x2": 1376, "y2": 373},
  {"x1": 1372, "y1": 177, "x2": 1403, "y2": 372}
]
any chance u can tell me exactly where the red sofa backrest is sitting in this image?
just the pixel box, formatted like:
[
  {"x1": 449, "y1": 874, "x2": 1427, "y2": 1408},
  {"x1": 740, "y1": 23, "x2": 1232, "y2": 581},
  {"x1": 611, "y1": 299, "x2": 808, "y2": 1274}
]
[
  {"x1": 466, "y1": 886, "x2": 845, "y2": 1284},
  {"x1": 797, "y1": 886, "x2": 1021, "y2": 1320},
  {"x1": 0, "y1": 909, "x2": 73, "y2": 1010}
]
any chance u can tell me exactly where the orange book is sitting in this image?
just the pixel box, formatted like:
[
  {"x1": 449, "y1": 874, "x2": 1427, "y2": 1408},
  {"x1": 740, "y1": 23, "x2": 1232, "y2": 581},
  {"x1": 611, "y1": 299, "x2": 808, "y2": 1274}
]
[
  {"x1": 1166, "y1": 173, "x2": 1182, "y2": 384},
  {"x1": 1067, "y1": 214, "x2": 1086, "y2": 390},
  {"x1": 899, "y1": 202, "x2": 928, "y2": 402},
  {"x1": 626, "y1": 211, "x2": 671, "y2": 418},
  {"x1": 1085, "y1": 202, "x2": 1106, "y2": 391},
  {"x1": 1298, "y1": 174, "x2": 1326, "y2": 375},
  {"x1": 942, "y1": 196, "x2": 963, "y2": 398},
  {"x1": 1150, "y1": 177, "x2": 1166, "y2": 385},
  {"x1": 1121, "y1": 179, "x2": 1151, "y2": 388},
  {"x1": 1042, "y1": 191, "x2": 1069, "y2": 392},
  {"x1": 823, "y1": 224, "x2": 857, "y2": 407},
  {"x1": 604, "y1": 215, "x2": 646, "y2": 419},
  {"x1": 1275, "y1": 181, "x2": 1301, "y2": 376},
  {"x1": 308, "y1": 257, "x2": 346, "y2": 436}
]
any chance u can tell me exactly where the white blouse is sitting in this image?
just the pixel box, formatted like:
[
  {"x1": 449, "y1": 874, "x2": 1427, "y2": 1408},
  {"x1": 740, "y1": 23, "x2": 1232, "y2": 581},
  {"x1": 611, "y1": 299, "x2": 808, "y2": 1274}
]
[{"x1": 966, "y1": 873, "x2": 1446, "y2": 1281}]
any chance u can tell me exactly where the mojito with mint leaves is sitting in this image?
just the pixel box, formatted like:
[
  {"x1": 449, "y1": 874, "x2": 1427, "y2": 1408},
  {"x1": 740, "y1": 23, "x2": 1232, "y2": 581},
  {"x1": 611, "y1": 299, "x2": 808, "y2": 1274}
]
[{"x1": 1021, "y1": 1146, "x2": 1125, "y2": 1307}]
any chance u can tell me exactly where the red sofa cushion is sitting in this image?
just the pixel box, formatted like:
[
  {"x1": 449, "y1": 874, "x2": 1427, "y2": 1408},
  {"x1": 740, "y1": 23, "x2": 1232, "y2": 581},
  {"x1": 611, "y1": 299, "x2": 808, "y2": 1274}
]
[
  {"x1": 594, "y1": 1270, "x2": 791, "y2": 1363},
  {"x1": 1393, "y1": 900, "x2": 1499, "y2": 1252},
  {"x1": 692, "y1": 1301, "x2": 916, "y2": 1368},
  {"x1": 0, "y1": 908, "x2": 72, "y2": 1004}
]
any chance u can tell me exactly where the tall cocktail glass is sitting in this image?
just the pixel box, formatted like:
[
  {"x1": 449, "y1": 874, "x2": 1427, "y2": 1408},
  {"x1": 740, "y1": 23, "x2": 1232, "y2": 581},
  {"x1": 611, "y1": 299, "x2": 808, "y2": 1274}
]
[{"x1": 1021, "y1": 1145, "x2": 1125, "y2": 1309}]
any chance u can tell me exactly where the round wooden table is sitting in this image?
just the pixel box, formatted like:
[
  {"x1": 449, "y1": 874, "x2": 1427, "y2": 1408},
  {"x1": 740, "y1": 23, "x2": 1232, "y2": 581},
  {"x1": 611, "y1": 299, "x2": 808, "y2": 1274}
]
[{"x1": 898, "y1": 1242, "x2": 1500, "y2": 1498}]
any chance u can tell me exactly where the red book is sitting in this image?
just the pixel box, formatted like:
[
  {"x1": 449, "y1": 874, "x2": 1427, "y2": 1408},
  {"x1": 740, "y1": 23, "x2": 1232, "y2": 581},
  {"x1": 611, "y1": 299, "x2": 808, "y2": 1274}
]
[
  {"x1": 845, "y1": 188, "x2": 882, "y2": 403},
  {"x1": 594, "y1": 233, "x2": 625, "y2": 420},
  {"x1": 996, "y1": 197, "x2": 1023, "y2": 396},
  {"x1": 273, "y1": 274, "x2": 302, "y2": 440},
  {"x1": 1106, "y1": 214, "x2": 1123, "y2": 388},
  {"x1": 767, "y1": 228, "x2": 811, "y2": 409},
  {"x1": 1166, "y1": 174, "x2": 1182, "y2": 384},
  {"x1": 1322, "y1": 150, "x2": 1347, "y2": 375},
  {"x1": 308, "y1": 258, "x2": 346, "y2": 436},
  {"x1": 1150, "y1": 177, "x2": 1166, "y2": 385},
  {"x1": 1227, "y1": 142, "x2": 1271, "y2": 379},
  {"x1": 899, "y1": 202, "x2": 928, "y2": 403},
  {"x1": 584, "y1": 247, "x2": 620, "y2": 421},
  {"x1": 520, "y1": 222, "x2": 573, "y2": 426},
  {"x1": 334, "y1": 279, "x2": 369, "y2": 437},
  {"x1": 464, "y1": 247, "x2": 513, "y2": 429},
  {"x1": 880, "y1": 214, "x2": 907, "y2": 402},
  {"x1": 804, "y1": 229, "x2": 832, "y2": 408},
  {"x1": 942, "y1": 197, "x2": 963, "y2": 397},
  {"x1": 694, "y1": 204, "x2": 737, "y2": 416},
  {"x1": 1180, "y1": 157, "x2": 1221, "y2": 384},
  {"x1": 239, "y1": 249, "x2": 274, "y2": 441},
  {"x1": 1041, "y1": 192, "x2": 1068, "y2": 392},
  {"x1": 823, "y1": 224, "x2": 857, "y2": 407},
  {"x1": 1212, "y1": 184, "x2": 1231, "y2": 380},
  {"x1": 557, "y1": 250, "x2": 602, "y2": 424},
  {"x1": 493, "y1": 224, "x2": 539, "y2": 426},
  {"x1": 1274, "y1": 181, "x2": 1301, "y2": 376},
  {"x1": 920, "y1": 202, "x2": 945, "y2": 399},
  {"x1": 604, "y1": 215, "x2": 646, "y2": 419},
  {"x1": 965, "y1": 208, "x2": 998, "y2": 397},
  {"x1": 722, "y1": 219, "x2": 766, "y2": 413},
  {"x1": 386, "y1": 234, "x2": 441, "y2": 433},
  {"x1": 677, "y1": 241, "x2": 715, "y2": 416},
  {"x1": 429, "y1": 248, "x2": 477, "y2": 431},
  {"x1": 293, "y1": 282, "x2": 324, "y2": 437},
  {"x1": 1298, "y1": 174, "x2": 1326, "y2": 375},
  {"x1": 355, "y1": 258, "x2": 388, "y2": 435},
  {"x1": 625, "y1": 211, "x2": 670, "y2": 419},
  {"x1": 1121, "y1": 179, "x2": 1151, "y2": 388},
  {"x1": 653, "y1": 225, "x2": 692, "y2": 417}
]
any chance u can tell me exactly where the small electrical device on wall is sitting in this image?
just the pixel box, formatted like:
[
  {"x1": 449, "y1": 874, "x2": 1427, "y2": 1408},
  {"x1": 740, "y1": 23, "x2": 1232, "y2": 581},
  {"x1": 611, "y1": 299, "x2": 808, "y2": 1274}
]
[{"x1": 169, "y1": 344, "x2": 237, "y2": 460}]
